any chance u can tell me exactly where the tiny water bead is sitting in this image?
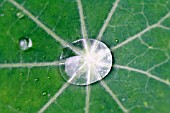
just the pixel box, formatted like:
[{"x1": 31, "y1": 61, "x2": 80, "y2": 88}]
[
  {"x1": 122, "y1": 98, "x2": 126, "y2": 102},
  {"x1": 115, "y1": 39, "x2": 119, "y2": 43},
  {"x1": 42, "y1": 55, "x2": 46, "y2": 59},
  {"x1": 16, "y1": 12, "x2": 25, "y2": 19},
  {"x1": 46, "y1": 76, "x2": 51, "y2": 79},
  {"x1": 42, "y1": 91, "x2": 47, "y2": 96},
  {"x1": 59, "y1": 39, "x2": 112, "y2": 85},
  {"x1": 34, "y1": 78, "x2": 39, "y2": 82},
  {"x1": 19, "y1": 37, "x2": 32, "y2": 50}
]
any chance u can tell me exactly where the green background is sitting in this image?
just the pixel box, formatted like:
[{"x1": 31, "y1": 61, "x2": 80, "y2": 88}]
[{"x1": 0, "y1": 0, "x2": 170, "y2": 113}]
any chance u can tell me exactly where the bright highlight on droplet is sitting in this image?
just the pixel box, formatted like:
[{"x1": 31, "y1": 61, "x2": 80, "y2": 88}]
[
  {"x1": 19, "y1": 37, "x2": 32, "y2": 50},
  {"x1": 59, "y1": 39, "x2": 112, "y2": 85},
  {"x1": 16, "y1": 12, "x2": 25, "y2": 19}
]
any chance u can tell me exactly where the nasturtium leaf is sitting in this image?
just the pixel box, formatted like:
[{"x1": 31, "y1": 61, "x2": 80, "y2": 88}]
[{"x1": 0, "y1": 0, "x2": 170, "y2": 113}]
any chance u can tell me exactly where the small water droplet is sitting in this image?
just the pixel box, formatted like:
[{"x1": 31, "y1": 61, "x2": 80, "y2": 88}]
[
  {"x1": 46, "y1": 76, "x2": 51, "y2": 79},
  {"x1": 133, "y1": 61, "x2": 137, "y2": 64},
  {"x1": 19, "y1": 37, "x2": 32, "y2": 51},
  {"x1": 42, "y1": 56, "x2": 46, "y2": 59},
  {"x1": 122, "y1": 98, "x2": 125, "y2": 101},
  {"x1": 42, "y1": 91, "x2": 47, "y2": 96},
  {"x1": 28, "y1": 99, "x2": 32, "y2": 102},
  {"x1": 34, "y1": 78, "x2": 39, "y2": 82},
  {"x1": 115, "y1": 39, "x2": 119, "y2": 43},
  {"x1": 125, "y1": 83, "x2": 128, "y2": 87},
  {"x1": 16, "y1": 12, "x2": 25, "y2": 19}
]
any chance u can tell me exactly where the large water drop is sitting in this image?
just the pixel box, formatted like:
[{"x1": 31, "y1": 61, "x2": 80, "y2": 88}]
[{"x1": 59, "y1": 39, "x2": 112, "y2": 85}]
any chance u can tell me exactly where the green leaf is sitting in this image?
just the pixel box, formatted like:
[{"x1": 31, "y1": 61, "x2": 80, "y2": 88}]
[{"x1": 0, "y1": 0, "x2": 170, "y2": 113}]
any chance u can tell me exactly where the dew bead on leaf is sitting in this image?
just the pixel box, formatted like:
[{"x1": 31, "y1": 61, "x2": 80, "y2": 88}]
[
  {"x1": 42, "y1": 91, "x2": 47, "y2": 96},
  {"x1": 19, "y1": 37, "x2": 32, "y2": 51},
  {"x1": 122, "y1": 98, "x2": 125, "y2": 102},
  {"x1": 1, "y1": 0, "x2": 170, "y2": 113},
  {"x1": 59, "y1": 39, "x2": 113, "y2": 85},
  {"x1": 34, "y1": 78, "x2": 39, "y2": 82},
  {"x1": 16, "y1": 12, "x2": 25, "y2": 19},
  {"x1": 115, "y1": 39, "x2": 119, "y2": 43},
  {"x1": 42, "y1": 55, "x2": 46, "y2": 59},
  {"x1": 46, "y1": 76, "x2": 51, "y2": 79}
]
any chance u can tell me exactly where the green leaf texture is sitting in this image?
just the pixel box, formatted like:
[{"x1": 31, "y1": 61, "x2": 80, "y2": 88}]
[{"x1": 0, "y1": 0, "x2": 170, "y2": 113}]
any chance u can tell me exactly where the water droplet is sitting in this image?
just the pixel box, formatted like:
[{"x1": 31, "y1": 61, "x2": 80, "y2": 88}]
[
  {"x1": 122, "y1": 98, "x2": 125, "y2": 101},
  {"x1": 42, "y1": 56, "x2": 46, "y2": 59},
  {"x1": 42, "y1": 91, "x2": 47, "y2": 96},
  {"x1": 34, "y1": 78, "x2": 39, "y2": 82},
  {"x1": 19, "y1": 37, "x2": 32, "y2": 51},
  {"x1": 16, "y1": 12, "x2": 25, "y2": 19},
  {"x1": 46, "y1": 76, "x2": 51, "y2": 79},
  {"x1": 59, "y1": 39, "x2": 113, "y2": 85},
  {"x1": 124, "y1": 83, "x2": 128, "y2": 87},
  {"x1": 115, "y1": 39, "x2": 119, "y2": 43}
]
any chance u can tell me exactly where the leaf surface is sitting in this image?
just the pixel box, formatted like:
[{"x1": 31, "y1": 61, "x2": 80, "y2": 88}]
[{"x1": 0, "y1": 0, "x2": 170, "y2": 113}]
